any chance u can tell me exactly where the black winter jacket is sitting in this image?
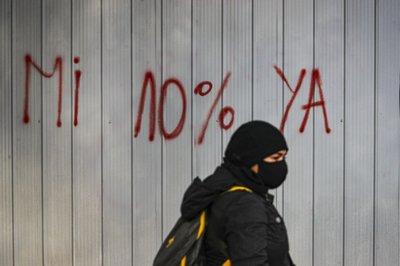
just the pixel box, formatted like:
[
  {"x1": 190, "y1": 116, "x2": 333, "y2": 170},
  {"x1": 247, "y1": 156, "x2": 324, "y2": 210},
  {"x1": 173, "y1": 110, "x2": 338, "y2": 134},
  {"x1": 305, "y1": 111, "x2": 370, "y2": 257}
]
[{"x1": 180, "y1": 160, "x2": 295, "y2": 266}]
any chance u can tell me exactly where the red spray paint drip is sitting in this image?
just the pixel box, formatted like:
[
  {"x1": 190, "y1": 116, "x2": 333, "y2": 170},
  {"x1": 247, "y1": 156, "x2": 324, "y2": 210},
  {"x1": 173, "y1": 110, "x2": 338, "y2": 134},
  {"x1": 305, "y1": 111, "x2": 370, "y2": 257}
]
[
  {"x1": 73, "y1": 56, "x2": 80, "y2": 64},
  {"x1": 73, "y1": 56, "x2": 81, "y2": 126}
]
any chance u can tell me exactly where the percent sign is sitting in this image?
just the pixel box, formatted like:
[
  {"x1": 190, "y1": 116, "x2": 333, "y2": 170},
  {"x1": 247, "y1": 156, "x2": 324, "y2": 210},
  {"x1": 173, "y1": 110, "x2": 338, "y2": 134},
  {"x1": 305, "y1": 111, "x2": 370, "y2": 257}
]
[{"x1": 194, "y1": 72, "x2": 235, "y2": 145}]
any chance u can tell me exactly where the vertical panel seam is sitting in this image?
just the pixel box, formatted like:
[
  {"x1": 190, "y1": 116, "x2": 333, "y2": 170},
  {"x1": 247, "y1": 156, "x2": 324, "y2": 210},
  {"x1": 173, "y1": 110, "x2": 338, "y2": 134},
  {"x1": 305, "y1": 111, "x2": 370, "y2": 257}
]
[
  {"x1": 70, "y1": 0, "x2": 74, "y2": 264},
  {"x1": 190, "y1": 0, "x2": 193, "y2": 182},
  {"x1": 41, "y1": 0, "x2": 44, "y2": 264},
  {"x1": 275, "y1": 0, "x2": 282, "y2": 209},
  {"x1": 312, "y1": 0, "x2": 315, "y2": 265},
  {"x1": 100, "y1": 0, "x2": 104, "y2": 264},
  {"x1": 160, "y1": 0, "x2": 164, "y2": 241},
  {"x1": 253, "y1": 0, "x2": 255, "y2": 121},
  {"x1": 397, "y1": 73, "x2": 400, "y2": 263},
  {"x1": 373, "y1": 0, "x2": 377, "y2": 265},
  {"x1": 220, "y1": 0, "x2": 223, "y2": 162},
  {"x1": 11, "y1": 0, "x2": 15, "y2": 264},
  {"x1": 130, "y1": 0, "x2": 133, "y2": 264},
  {"x1": 342, "y1": 0, "x2": 346, "y2": 264},
  {"x1": 282, "y1": 0, "x2": 285, "y2": 218}
]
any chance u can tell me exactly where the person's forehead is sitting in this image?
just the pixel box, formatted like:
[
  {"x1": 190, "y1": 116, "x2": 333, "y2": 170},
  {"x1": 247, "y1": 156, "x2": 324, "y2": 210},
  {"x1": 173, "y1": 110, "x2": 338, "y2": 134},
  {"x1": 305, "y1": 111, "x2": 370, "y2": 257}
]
[
  {"x1": 268, "y1": 149, "x2": 287, "y2": 156},
  {"x1": 260, "y1": 149, "x2": 287, "y2": 162}
]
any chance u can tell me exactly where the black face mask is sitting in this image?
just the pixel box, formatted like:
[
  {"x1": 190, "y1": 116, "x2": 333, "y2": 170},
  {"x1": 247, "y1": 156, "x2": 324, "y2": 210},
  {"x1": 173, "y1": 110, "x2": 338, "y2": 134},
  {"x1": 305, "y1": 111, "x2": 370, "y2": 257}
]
[{"x1": 256, "y1": 159, "x2": 288, "y2": 189}]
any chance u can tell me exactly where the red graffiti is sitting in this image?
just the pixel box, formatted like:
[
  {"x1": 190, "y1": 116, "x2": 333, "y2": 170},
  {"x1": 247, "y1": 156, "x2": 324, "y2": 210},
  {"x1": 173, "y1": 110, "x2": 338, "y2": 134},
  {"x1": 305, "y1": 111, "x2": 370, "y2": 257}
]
[
  {"x1": 273, "y1": 66, "x2": 331, "y2": 134},
  {"x1": 22, "y1": 53, "x2": 331, "y2": 142},
  {"x1": 194, "y1": 81, "x2": 212, "y2": 96},
  {"x1": 73, "y1": 56, "x2": 82, "y2": 126},
  {"x1": 23, "y1": 54, "x2": 82, "y2": 127},
  {"x1": 23, "y1": 54, "x2": 63, "y2": 126},
  {"x1": 134, "y1": 71, "x2": 235, "y2": 144},
  {"x1": 273, "y1": 66, "x2": 306, "y2": 133},
  {"x1": 300, "y1": 69, "x2": 331, "y2": 133},
  {"x1": 194, "y1": 72, "x2": 234, "y2": 145},
  {"x1": 158, "y1": 78, "x2": 187, "y2": 139},
  {"x1": 134, "y1": 71, "x2": 157, "y2": 141}
]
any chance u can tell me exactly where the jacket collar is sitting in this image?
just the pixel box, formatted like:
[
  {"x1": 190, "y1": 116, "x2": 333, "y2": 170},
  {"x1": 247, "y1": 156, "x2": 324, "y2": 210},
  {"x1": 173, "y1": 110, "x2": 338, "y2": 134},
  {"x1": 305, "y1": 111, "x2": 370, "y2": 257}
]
[
  {"x1": 266, "y1": 192, "x2": 274, "y2": 203},
  {"x1": 221, "y1": 159, "x2": 270, "y2": 197}
]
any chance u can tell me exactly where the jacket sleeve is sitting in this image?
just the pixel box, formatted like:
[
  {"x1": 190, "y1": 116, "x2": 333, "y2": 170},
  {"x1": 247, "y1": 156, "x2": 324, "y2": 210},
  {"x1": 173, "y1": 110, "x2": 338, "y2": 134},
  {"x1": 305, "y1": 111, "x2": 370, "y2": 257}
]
[{"x1": 223, "y1": 192, "x2": 270, "y2": 266}]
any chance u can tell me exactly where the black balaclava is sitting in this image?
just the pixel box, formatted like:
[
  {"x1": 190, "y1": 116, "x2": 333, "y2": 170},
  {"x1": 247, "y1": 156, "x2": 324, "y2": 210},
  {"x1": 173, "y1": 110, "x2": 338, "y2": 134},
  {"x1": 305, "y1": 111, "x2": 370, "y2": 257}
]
[{"x1": 223, "y1": 120, "x2": 289, "y2": 189}]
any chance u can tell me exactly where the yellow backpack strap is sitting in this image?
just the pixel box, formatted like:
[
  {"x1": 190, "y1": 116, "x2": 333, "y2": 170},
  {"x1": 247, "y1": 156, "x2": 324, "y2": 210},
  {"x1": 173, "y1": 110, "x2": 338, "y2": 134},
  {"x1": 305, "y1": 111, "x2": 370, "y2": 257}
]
[
  {"x1": 227, "y1": 185, "x2": 252, "y2": 193},
  {"x1": 222, "y1": 259, "x2": 232, "y2": 266},
  {"x1": 196, "y1": 210, "x2": 207, "y2": 239},
  {"x1": 180, "y1": 255, "x2": 187, "y2": 266}
]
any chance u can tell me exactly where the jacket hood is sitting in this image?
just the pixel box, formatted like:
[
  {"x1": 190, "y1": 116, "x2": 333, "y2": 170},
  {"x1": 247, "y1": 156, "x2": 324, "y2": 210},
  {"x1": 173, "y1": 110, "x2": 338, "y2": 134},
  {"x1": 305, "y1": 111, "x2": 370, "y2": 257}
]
[
  {"x1": 180, "y1": 165, "x2": 239, "y2": 220},
  {"x1": 180, "y1": 159, "x2": 275, "y2": 220}
]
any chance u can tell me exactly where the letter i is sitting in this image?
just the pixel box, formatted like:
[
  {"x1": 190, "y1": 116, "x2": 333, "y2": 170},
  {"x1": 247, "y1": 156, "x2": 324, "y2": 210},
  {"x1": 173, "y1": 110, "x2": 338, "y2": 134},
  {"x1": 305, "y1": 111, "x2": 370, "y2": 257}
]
[{"x1": 73, "y1": 56, "x2": 82, "y2": 126}]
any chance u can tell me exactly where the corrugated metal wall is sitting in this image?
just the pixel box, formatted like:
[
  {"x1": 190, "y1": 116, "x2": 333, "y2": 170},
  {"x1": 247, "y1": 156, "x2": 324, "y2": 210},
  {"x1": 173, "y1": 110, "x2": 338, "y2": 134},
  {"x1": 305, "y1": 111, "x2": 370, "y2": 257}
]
[{"x1": 0, "y1": 0, "x2": 399, "y2": 265}]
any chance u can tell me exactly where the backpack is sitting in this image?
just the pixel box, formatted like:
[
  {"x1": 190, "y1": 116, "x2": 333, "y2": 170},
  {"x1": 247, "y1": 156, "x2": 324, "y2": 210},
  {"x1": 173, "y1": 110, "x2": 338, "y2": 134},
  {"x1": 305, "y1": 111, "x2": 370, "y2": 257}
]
[{"x1": 152, "y1": 185, "x2": 253, "y2": 266}]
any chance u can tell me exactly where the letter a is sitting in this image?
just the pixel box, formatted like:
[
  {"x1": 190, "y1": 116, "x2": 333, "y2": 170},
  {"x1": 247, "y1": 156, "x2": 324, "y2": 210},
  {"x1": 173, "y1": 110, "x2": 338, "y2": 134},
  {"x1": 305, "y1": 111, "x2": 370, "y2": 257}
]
[{"x1": 299, "y1": 69, "x2": 331, "y2": 133}]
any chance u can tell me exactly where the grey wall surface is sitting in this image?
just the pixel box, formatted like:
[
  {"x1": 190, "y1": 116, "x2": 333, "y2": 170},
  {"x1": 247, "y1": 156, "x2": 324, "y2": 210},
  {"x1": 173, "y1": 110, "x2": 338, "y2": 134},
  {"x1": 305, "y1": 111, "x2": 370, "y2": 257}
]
[{"x1": 0, "y1": 0, "x2": 399, "y2": 265}]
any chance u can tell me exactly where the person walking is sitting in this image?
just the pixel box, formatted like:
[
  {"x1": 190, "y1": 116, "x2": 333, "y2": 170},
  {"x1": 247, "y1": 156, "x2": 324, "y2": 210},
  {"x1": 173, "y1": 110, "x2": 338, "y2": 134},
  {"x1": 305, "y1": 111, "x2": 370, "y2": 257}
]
[{"x1": 180, "y1": 120, "x2": 295, "y2": 265}]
